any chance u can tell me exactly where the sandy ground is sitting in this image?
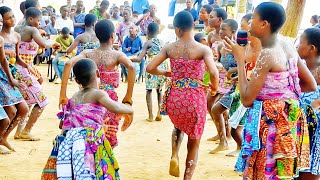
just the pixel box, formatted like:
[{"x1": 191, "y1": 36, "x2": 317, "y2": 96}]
[{"x1": 0, "y1": 64, "x2": 241, "y2": 180}]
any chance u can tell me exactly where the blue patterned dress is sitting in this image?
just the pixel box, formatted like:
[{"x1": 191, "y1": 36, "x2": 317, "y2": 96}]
[
  {"x1": 145, "y1": 38, "x2": 168, "y2": 90},
  {"x1": 73, "y1": 13, "x2": 86, "y2": 38},
  {"x1": 218, "y1": 53, "x2": 238, "y2": 109},
  {"x1": 299, "y1": 85, "x2": 320, "y2": 174}
]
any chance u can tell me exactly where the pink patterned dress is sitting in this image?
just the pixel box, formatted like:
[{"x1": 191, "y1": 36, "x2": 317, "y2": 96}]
[
  {"x1": 161, "y1": 58, "x2": 206, "y2": 139},
  {"x1": 85, "y1": 50, "x2": 121, "y2": 148},
  {"x1": 17, "y1": 41, "x2": 48, "y2": 108}
]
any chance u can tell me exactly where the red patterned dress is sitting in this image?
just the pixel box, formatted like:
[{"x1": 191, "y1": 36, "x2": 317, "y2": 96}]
[{"x1": 162, "y1": 58, "x2": 206, "y2": 139}]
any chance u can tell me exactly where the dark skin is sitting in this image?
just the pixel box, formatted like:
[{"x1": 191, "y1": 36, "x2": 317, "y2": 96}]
[
  {"x1": 296, "y1": 32, "x2": 320, "y2": 180},
  {"x1": 146, "y1": 25, "x2": 219, "y2": 179},
  {"x1": 0, "y1": 13, "x2": 29, "y2": 152},
  {"x1": 70, "y1": 0, "x2": 85, "y2": 28},
  {"x1": 131, "y1": 32, "x2": 163, "y2": 121}
]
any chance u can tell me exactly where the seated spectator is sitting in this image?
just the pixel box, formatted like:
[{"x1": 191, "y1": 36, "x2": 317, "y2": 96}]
[
  {"x1": 121, "y1": 25, "x2": 143, "y2": 82},
  {"x1": 53, "y1": 27, "x2": 74, "y2": 84},
  {"x1": 45, "y1": 13, "x2": 58, "y2": 36}
]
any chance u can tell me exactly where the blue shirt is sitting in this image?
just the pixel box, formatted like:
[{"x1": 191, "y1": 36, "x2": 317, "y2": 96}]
[
  {"x1": 132, "y1": 0, "x2": 150, "y2": 15},
  {"x1": 45, "y1": 22, "x2": 58, "y2": 35},
  {"x1": 185, "y1": 8, "x2": 199, "y2": 21},
  {"x1": 122, "y1": 35, "x2": 143, "y2": 56}
]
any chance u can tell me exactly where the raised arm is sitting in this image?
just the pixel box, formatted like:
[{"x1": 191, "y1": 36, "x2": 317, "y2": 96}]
[
  {"x1": 146, "y1": 45, "x2": 170, "y2": 77},
  {"x1": 203, "y1": 46, "x2": 219, "y2": 92},
  {"x1": 297, "y1": 58, "x2": 317, "y2": 92},
  {"x1": 118, "y1": 53, "x2": 136, "y2": 104},
  {"x1": 59, "y1": 52, "x2": 87, "y2": 107}
]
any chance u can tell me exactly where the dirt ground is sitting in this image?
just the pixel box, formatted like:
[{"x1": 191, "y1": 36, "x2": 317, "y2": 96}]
[{"x1": 0, "y1": 65, "x2": 241, "y2": 180}]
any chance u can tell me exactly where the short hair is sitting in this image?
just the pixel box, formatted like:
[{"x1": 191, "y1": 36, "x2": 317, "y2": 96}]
[
  {"x1": 84, "y1": 14, "x2": 97, "y2": 27},
  {"x1": 25, "y1": 0, "x2": 39, "y2": 10},
  {"x1": 20, "y1": 1, "x2": 26, "y2": 13},
  {"x1": 147, "y1": 22, "x2": 159, "y2": 35},
  {"x1": 0, "y1": 6, "x2": 12, "y2": 18},
  {"x1": 113, "y1": 6, "x2": 119, "y2": 10},
  {"x1": 25, "y1": 7, "x2": 41, "y2": 19},
  {"x1": 95, "y1": 19, "x2": 114, "y2": 43},
  {"x1": 60, "y1": 5, "x2": 68, "y2": 12},
  {"x1": 42, "y1": 10, "x2": 48, "y2": 15},
  {"x1": 255, "y1": 2, "x2": 286, "y2": 33},
  {"x1": 304, "y1": 28, "x2": 320, "y2": 55},
  {"x1": 201, "y1": 4, "x2": 213, "y2": 14},
  {"x1": 242, "y1": 13, "x2": 252, "y2": 21},
  {"x1": 61, "y1": 27, "x2": 70, "y2": 34},
  {"x1": 212, "y1": 8, "x2": 227, "y2": 20},
  {"x1": 173, "y1": 11, "x2": 194, "y2": 32},
  {"x1": 194, "y1": 33, "x2": 205, "y2": 43},
  {"x1": 100, "y1": 0, "x2": 109, "y2": 7},
  {"x1": 143, "y1": 9, "x2": 149, "y2": 14},
  {"x1": 211, "y1": 4, "x2": 220, "y2": 9},
  {"x1": 312, "y1": 15, "x2": 319, "y2": 23},
  {"x1": 120, "y1": 5, "x2": 124, "y2": 8},
  {"x1": 73, "y1": 59, "x2": 98, "y2": 87},
  {"x1": 223, "y1": 19, "x2": 238, "y2": 32},
  {"x1": 132, "y1": 11, "x2": 139, "y2": 15}
]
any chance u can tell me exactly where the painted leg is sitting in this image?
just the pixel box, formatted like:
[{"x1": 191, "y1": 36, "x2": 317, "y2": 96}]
[
  {"x1": 183, "y1": 137, "x2": 200, "y2": 180},
  {"x1": 18, "y1": 105, "x2": 44, "y2": 141},
  {"x1": 170, "y1": 127, "x2": 184, "y2": 177}
]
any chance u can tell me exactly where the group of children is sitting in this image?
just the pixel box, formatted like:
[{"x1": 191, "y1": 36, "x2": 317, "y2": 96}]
[{"x1": 1, "y1": 0, "x2": 320, "y2": 180}]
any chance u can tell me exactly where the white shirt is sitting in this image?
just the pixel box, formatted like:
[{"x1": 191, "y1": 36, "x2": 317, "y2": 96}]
[{"x1": 54, "y1": 17, "x2": 74, "y2": 33}]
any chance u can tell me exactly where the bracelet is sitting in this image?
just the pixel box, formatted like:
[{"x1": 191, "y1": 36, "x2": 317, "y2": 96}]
[{"x1": 123, "y1": 101, "x2": 133, "y2": 106}]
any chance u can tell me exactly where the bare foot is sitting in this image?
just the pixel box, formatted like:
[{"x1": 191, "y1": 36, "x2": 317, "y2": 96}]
[
  {"x1": 209, "y1": 144, "x2": 229, "y2": 154},
  {"x1": 146, "y1": 117, "x2": 154, "y2": 122},
  {"x1": 0, "y1": 147, "x2": 11, "y2": 154},
  {"x1": 207, "y1": 135, "x2": 219, "y2": 141},
  {"x1": 15, "y1": 133, "x2": 40, "y2": 141},
  {"x1": 169, "y1": 158, "x2": 180, "y2": 177},
  {"x1": 0, "y1": 139, "x2": 15, "y2": 152},
  {"x1": 226, "y1": 149, "x2": 240, "y2": 157},
  {"x1": 155, "y1": 114, "x2": 162, "y2": 121}
]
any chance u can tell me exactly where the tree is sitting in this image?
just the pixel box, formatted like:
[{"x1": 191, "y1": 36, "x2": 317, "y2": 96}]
[{"x1": 280, "y1": 0, "x2": 306, "y2": 38}]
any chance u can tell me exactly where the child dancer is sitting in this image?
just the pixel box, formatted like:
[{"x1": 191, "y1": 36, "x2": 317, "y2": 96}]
[
  {"x1": 42, "y1": 59, "x2": 133, "y2": 179},
  {"x1": 226, "y1": 13, "x2": 262, "y2": 157},
  {"x1": 297, "y1": 28, "x2": 320, "y2": 180},
  {"x1": 131, "y1": 23, "x2": 167, "y2": 122},
  {"x1": 224, "y1": 2, "x2": 316, "y2": 179},
  {"x1": 66, "y1": 14, "x2": 99, "y2": 55},
  {"x1": 147, "y1": 11, "x2": 219, "y2": 179},
  {"x1": 60, "y1": 19, "x2": 135, "y2": 148},
  {"x1": 210, "y1": 19, "x2": 238, "y2": 154},
  {"x1": 0, "y1": 9, "x2": 29, "y2": 154},
  {"x1": 206, "y1": 8, "x2": 229, "y2": 142},
  {"x1": 14, "y1": 7, "x2": 58, "y2": 141}
]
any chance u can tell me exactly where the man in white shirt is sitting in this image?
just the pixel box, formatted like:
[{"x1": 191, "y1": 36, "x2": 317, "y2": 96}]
[{"x1": 55, "y1": 5, "x2": 74, "y2": 34}]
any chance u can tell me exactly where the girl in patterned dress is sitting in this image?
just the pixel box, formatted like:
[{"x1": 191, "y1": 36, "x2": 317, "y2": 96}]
[
  {"x1": 297, "y1": 28, "x2": 320, "y2": 180},
  {"x1": 226, "y1": 13, "x2": 262, "y2": 158},
  {"x1": 42, "y1": 59, "x2": 133, "y2": 179},
  {"x1": 131, "y1": 23, "x2": 168, "y2": 122},
  {"x1": 66, "y1": 14, "x2": 99, "y2": 56},
  {"x1": 147, "y1": 11, "x2": 219, "y2": 179},
  {"x1": 60, "y1": 19, "x2": 135, "y2": 148},
  {"x1": 71, "y1": 0, "x2": 86, "y2": 38},
  {"x1": 224, "y1": 2, "x2": 317, "y2": 179},
  {"x1": 15, "y1": 7, "x2": 59, "y2": 141},
  {"x1": 210, "y1": 19, "x2": 238, "y2": 154},
  {"x1": 0, "y1": 7, "x2": 30, "y2": 153}
]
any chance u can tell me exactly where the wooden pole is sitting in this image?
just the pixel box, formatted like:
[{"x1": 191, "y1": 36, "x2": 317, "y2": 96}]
[{"x1": 280, "y1": 0, "x2": 306, "y2": 38}]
